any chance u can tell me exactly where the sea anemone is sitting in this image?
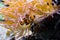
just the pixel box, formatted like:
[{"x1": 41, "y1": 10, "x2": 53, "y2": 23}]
[{"x1": 0, "y1": 0, "x2": 59, "y2": 40}]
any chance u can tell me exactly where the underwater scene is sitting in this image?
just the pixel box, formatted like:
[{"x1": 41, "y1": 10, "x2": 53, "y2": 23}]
[{"x1": 0, "y1": 0, "x2": 60, "y2": 40}]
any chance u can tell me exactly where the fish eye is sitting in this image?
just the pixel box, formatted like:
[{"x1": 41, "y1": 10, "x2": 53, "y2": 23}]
[
  {"x1": 47, "y1": 3, "x2": 49, "y2": 5},
  {"x1": 52, "y1": 2, "x2": 55, "y2": 5}
]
